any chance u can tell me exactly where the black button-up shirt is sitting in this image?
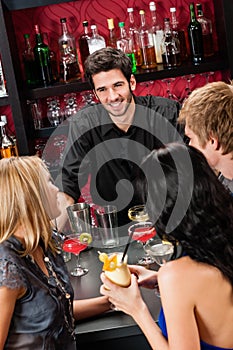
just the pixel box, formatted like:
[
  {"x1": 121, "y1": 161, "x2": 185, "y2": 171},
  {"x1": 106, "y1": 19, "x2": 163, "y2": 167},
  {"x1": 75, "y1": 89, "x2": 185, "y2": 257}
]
[{"x1": 59, "y1": 95, "x2": 182, "y2": 227}]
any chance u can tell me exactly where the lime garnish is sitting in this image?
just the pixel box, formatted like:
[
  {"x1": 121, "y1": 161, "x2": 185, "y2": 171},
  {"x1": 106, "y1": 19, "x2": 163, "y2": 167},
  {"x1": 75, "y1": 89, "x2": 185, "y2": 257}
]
[
  {"x1": 98, "y1": 252, "x2": 108, "y2": 263},
  {"x1": 79, "y1": 233, "x2": 92, "y2": 244}
]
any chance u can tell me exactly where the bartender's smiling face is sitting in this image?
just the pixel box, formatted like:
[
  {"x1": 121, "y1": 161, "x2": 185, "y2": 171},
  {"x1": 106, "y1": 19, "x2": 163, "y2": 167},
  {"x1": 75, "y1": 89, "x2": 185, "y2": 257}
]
[{"x1": 92, "y1": 68, "x2": 136, "y2": 118}]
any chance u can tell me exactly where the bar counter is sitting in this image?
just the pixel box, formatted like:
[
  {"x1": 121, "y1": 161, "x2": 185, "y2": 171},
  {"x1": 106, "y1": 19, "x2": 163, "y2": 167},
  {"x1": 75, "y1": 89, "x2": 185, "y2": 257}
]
[{"x1": 66, "y1": 238, "x2": 161, "y2": 349}]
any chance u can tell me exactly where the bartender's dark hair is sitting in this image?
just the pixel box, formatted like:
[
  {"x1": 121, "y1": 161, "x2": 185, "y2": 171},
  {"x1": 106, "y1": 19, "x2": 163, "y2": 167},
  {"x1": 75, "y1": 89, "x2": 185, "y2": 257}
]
[
  {"x1": 84, "y1": 47, "x2": 132, "y2": 89},
  {"x1": 138, "y1": 143, "x2": 233, "y2": 285}
]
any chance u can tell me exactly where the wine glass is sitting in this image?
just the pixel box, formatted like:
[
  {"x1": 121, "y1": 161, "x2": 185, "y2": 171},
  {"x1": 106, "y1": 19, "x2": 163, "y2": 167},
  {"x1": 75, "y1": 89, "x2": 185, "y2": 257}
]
[
  {"x1": 145, "y1": 238, "x2": 174, "y2": 296},
  {"x1": 62, "y1": 233, "x2": 91, "y2": 277},
  {"x1": 128, "y1": 221, "x2": 156, "y2": 265},
  {"x1": 46, "y1": 96, "x2": 64, "y2": 127},
  {"x1": 162, "y1": 78, "x2": 180, "y2": 102},
  {"x1": 128, "y1": 204, "x2": 149, "y2": 222},
  {"x1": 63, "y1": 92, "x2": 78, "y2": 119}
]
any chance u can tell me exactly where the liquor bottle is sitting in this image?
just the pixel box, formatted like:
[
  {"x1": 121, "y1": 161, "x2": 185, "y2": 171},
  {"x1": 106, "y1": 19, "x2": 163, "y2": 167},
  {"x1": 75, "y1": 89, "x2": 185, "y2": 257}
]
[
  {"x1": 196, "y1": 3, "x2": 214, "y2": 57},
  {"x1": 138, "y1": 9, "x2": 157, "y2": 70},
  {"x1": 0, "y1": 58, "x2": 7, "y2": 97},
  {"x1": 149, "y1": 2, "x2": 164, "y2": 64},
  {"x1": 58, "y1": 17, "x2": 81, "y2": 83},
  {"x1": 33, "y1": 24, "x2": 52, "y2": 87},
  {"x1": 187, "y1": 2, "x2": 204, "y2": 65},
  {"x1": 0, "y1": 117, "x2": 18, "y2": 158},
  {"x1": 88, "y1": 25, "x2": 106, "y2": 54},
  {"x1": 78, "y1": 20, "x2": 91, "y2": 69},
  {"x1": 116, "y1": 22, "x2": 137, "y2": 73},
  {"x1": 42, "y1": 32, "x2": 59, "y2": 83},
  {"x1": 161, "y1": 18, "x2": 181, "y2": 69},
  {"x1": 107, "y1": 18, "x2": 117, "y2": 48},
  {"x1": 127, "y1": 8, "x2": 143, "y2": 67},
  {"x1": 170, "y1": 7, "x2": 189, "y2": 62},
  {"x1": 22, "y1": 33, "x2": 38, "y2": 88}
]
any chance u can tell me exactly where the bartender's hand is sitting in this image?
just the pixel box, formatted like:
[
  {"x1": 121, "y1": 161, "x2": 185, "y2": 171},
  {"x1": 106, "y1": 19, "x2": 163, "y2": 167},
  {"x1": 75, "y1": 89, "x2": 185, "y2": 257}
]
[
  {"x1": 128, "y1": 265, "x2": 158, "y2": 289},
  {"x1": 100, "y1": 273, "x2": 146, "y2": 318}
]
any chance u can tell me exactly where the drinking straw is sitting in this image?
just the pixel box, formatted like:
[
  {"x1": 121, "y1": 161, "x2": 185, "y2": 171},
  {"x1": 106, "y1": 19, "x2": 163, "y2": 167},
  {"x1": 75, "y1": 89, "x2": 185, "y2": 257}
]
[{"x1": 121, "y1": 226, "x2": 135, "y2": 263}]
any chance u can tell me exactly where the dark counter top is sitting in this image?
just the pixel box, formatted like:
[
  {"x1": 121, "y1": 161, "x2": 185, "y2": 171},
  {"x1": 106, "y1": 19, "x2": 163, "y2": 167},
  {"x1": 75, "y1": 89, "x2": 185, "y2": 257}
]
[{"x1": 66, "y1": 240, "x2": 161, "y2": 349}]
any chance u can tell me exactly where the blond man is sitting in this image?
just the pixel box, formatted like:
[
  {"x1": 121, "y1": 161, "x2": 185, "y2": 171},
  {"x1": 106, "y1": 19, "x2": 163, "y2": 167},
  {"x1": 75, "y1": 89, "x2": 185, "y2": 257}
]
[{"x1": 178, "y1": 81, "x2": 233, "y2": 194}]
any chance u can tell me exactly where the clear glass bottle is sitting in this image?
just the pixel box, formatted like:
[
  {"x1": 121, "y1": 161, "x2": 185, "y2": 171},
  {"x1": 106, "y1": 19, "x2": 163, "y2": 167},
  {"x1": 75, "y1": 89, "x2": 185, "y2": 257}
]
[
  {"x1": 116, "y1": 22, "x2": 137, "y2": 73},
  {"x1": 170, "y1": 7, "x2": 189, "y2": 62},
  {"x1": 88, "y1": 25, "x2": 106, "y2": 55},
  {"x1": 188, "y1": 2, "x2": 204, "y2": 65},
  {"x1": 161, "y1": 18, "x2": 181, "y2": 69},
  {"x1": 196, "y1": 3, "x2": 214, "y2": 57},
  {"x1": 0, "y1": 58, "x2": 7, "y2": 97},
  {"x1": 127, "y1": 8, "x2": 143, "y2": 67},
  {"x1": 78, "y1": 20, "x2": 91, "y2": 69},
  {"x1": 63, "y1": 92, "x2": 78, "y2": 119},
  {"x1": 22, "y1": 33, "x2": 38, "y2": 88},
  {"x1": 107, "y1": 18, "x2": 117, "y2": 48},
  {"x1": 0, "y1": 118, "x2": 18, "y2": 158},
  {"x1": 33, "y1": 24, "x2": 52, "y2": 87},
  {"x1": 138, "y1": 9, "x2": 157, "y2": 70},
  {"x1": 149, "y1": 2, "x2": 164, "y2": 64},
  {"x1": 58, "y1": 17, "x2": 81, "y2": 83}
]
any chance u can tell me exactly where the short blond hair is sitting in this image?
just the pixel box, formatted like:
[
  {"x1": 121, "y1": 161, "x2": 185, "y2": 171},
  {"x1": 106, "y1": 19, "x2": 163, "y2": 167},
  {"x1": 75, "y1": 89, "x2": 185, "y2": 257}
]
[
  {"x1": 178, "y1": 81, "x2": 233, "y2": 155},
  {"x1": 0, "y1": 156, "x2": 57, "y2": 255}
]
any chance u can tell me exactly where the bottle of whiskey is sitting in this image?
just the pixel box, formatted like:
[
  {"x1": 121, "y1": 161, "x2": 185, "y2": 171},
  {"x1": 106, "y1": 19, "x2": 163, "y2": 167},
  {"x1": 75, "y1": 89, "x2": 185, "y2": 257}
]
[
  {"x1": 107, "y1": 18, "x2": 117, "y2": 48},
  {"x1": 170, "y1": 7, "x2": 189, "y2": 62},
  {"x1": 0, "y1": 117, "x2": 18, "y2": 158},
  {"x1": 138, "y1": 9, "x2": 157, "y2": 70},
  {"x1": 78, "y1": 20, "x2": 91, "y2": 69},
  {"x1": 149, "y1": 2, "x2": 164, "y2": 64},
  {"x1": 161, "y1": 18, "x2": 181, "y2": 69},
  {"x1": 58, "y1": 17, "x2": 81, "y2": 83},
  {"x1": 188, "y1": 2, "x2": 204, "y2": 65},
  {"x1": 196, "y1": 3, "x2": 214, "y2": 57},
  {"x1": 127, "y1": 8, "x2": 143, "y2": 67},
  {"x1": 33, "y1": 24, "x2": 53, "y2": 87}
]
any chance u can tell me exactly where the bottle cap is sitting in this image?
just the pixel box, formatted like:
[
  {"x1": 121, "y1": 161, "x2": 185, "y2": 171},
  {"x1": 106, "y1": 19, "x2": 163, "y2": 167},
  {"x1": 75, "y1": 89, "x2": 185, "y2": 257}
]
[
  {"x1": 149, "y1": 2, "x2": 156, "y2": 10},
  {"x1": 83, "y1": 20, "x2": 88, "y2": 27},
  {"x1": 170, "y1": 7, "x2": 176, "y2": 12},
  {"x1": 91, "y1": 24, "x2": 97, "y2": 30},
  {"x1": 60, "y1": 18, "x2": 67, "y2": 23},
  {"x1": 107, "y1": 18, "x2": 114, "y2": 30},
  {"x1": 139, "y1": 10, "x2": 145, "y2": 15},
  {"x1": 24, "y1": 33, "x2": 30, "y2": 39},
  {"x1": 127, "y1": 8, "x2": 133, "y2": 12},
  {"x1": 0, "y1": 115, "x2": 7, "y2": 124},
  {"x1": 118, "y1": 22, "x2": 125, "y2": 28}
]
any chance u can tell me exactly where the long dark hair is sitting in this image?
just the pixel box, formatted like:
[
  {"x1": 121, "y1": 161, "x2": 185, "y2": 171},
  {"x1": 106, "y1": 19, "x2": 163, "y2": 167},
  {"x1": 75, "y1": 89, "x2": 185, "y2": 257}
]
[{"x1": 138, "y1": 143, "x2": 233, "y2": 284}]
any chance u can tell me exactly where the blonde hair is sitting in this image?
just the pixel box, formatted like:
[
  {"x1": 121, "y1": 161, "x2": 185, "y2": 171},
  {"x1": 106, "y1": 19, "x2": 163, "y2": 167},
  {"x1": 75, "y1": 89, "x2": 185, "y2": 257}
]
[
  {"x1": 0, "y1": 156, "x2": 57, "y2": 255},
  {"x1": 178, "y1": 81, "x2": 233, "y2": 155}
]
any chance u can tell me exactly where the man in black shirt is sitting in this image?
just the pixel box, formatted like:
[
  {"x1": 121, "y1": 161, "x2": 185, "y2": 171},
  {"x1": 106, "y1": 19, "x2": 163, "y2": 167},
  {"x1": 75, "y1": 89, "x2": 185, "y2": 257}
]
[{"x1": 57, "y1": 47, "x2": 183, "y2": 232}]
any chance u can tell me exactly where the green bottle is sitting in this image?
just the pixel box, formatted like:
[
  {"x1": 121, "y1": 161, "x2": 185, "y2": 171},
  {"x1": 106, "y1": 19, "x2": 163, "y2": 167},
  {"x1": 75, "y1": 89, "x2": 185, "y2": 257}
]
[
  {"x1": 33, "y1": 24, "x2": 52, "y2": 87},
  {"x1": 22, "y1": 33, "x2": 38, "y2": 88},
  {"x1": 187, "y1": 3, "x2": 204, "y2": 65}
]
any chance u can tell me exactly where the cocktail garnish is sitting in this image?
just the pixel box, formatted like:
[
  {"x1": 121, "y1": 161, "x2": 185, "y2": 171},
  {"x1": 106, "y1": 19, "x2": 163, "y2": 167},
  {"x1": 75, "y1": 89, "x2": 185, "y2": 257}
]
[
  {"x1": 79, "y1": 232, "x2": 92, "y2": 244},
  {"x1": 98, "y1": 252, "x2": 117, "y2": 271}
]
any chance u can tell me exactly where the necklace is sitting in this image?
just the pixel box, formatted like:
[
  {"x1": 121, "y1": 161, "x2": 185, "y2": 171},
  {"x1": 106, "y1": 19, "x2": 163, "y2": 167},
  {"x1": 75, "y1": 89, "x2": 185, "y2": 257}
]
[{"x1": 44, "y1": 256, "x2": 76, "y2": 340}]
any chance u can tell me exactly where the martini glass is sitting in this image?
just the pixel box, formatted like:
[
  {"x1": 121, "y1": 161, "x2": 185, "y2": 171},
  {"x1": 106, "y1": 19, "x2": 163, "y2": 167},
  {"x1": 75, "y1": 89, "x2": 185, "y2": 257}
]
[
  {"x1": 128, "y1": 221, "x2": 156, "y2": 265},
  {"x1": 63, "y1": 233, "x2": 90, "y2": 276}
]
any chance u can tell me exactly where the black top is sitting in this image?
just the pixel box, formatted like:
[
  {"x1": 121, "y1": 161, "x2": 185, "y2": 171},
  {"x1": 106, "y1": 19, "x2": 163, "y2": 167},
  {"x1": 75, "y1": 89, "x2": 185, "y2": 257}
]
[
  {"x1": 0, "y1": 235, "x2": 76, "y2": 350},
  {"x1": 58, "y1": 95, "x2": 182, "y2": 227}
]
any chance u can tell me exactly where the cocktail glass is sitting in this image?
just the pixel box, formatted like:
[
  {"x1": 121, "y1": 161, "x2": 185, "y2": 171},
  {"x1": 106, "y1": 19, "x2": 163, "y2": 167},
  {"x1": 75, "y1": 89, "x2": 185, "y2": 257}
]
[
  {"x1": 128, "y1": 204, "x2": 149, "y2": 222},
  {"x1": 63, "y1": 233, "x2": 90, "y2": 277},
  {"x1": 128, "y1": 221, "x2": 156, "y2": 265},
  {"x1": 145, "y1": 238, "x2": 174, "y2": 296}
]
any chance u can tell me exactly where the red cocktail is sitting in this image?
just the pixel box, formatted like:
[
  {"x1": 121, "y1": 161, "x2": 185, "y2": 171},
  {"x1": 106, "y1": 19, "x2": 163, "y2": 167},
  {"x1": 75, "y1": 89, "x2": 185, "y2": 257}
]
[
  {"x1": 63, "y1": 233, "x2": 91, "y2": 277},
  {"x1": 128, "y1": 222, "x2": 156, "y2": 265},
  {"x1": 63, "y1": 237, "x2": 87, "y2": 255}
]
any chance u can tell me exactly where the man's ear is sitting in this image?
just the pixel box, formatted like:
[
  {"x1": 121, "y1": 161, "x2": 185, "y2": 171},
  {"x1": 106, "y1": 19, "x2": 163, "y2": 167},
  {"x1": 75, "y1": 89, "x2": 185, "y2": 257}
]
[
  {"x1": 130, "y1": 74, "x2": 137, "y2": 91},
  {"x1": 210, "y1": 136, "x2": 220, "y2": 151}
]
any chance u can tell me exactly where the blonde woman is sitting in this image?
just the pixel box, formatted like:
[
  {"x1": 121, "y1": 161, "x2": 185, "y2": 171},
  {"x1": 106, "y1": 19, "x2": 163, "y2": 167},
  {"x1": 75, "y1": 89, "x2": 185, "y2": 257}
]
[{"x1": 0, "y1": 156, "x2": 110, "y2": 350}]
